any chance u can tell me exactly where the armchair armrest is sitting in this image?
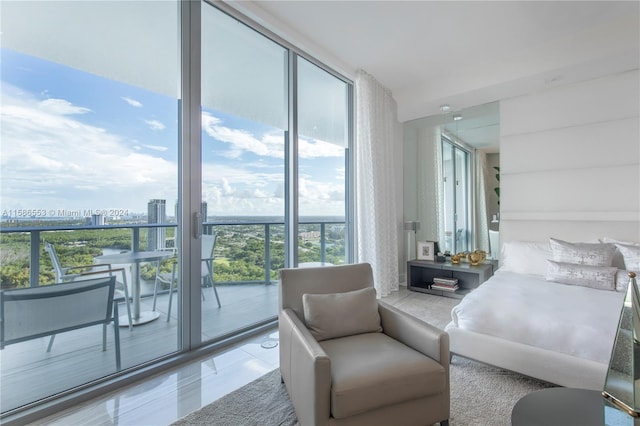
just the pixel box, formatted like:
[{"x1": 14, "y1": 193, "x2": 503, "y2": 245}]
[
  {"x1": 378, "y1": 300, "x2": 449, "y2": 368},
  {"x1": 279, "y1": 308, "x2": 331, "y2": 426}
]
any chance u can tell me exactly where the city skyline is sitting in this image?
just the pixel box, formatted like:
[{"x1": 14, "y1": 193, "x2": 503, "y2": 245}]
[{"x1": 1, "y1": 48, "x2": 347, "y2": 219}]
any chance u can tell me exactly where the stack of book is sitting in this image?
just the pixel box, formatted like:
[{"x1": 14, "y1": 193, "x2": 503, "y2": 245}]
[{"x1": 432, "y1": 277, "x2": 459, "y2": 292}]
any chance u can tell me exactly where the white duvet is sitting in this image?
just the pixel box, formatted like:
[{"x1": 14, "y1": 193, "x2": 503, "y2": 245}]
[{"x1": 450, "y1": 270, "x2": 626, "y2": 364}]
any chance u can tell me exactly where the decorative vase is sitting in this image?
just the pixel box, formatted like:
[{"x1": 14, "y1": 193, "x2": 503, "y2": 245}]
[{"x1": 467, "y1": 252, "x2": 483, "y2": 266}]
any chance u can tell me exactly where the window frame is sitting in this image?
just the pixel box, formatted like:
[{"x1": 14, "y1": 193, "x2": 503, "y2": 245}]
[
  {"x1": 2, "y1": 0, "x2": 355, "y2": 421},
  {"x1": 441, "y1": 134, "x2": 472, "y2": 254}
]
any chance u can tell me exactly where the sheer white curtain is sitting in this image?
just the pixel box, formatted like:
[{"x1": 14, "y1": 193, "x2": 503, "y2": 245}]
[
  {"x1": 416, "y1": 126, "x2": 444, "y2": 248},
  {"x1": 474, "y1": 151, "x2": 490, "y2": 252},
  {"x1": 355, "y1": 69, "x2": 400, "y2": 297}
]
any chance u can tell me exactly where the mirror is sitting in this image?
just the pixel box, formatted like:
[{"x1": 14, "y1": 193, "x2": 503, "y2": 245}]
[
  {"x1": 603, "y1": 272, "x2": 640, "y2": 420},
  {"x1": 403, "y1": 101, "x2": 500, "y2": 262}
]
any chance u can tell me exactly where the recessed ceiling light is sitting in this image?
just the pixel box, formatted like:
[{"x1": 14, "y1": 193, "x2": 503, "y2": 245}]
[
  {"x1": 453, "y1": 114, "x2": 462, "y2": 121},
  {"x1": 440, "y1": 104, "x2": 451, "y2": 112}
]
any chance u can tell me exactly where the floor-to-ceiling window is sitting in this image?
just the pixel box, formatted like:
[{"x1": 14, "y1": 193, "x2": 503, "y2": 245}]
[
  {"x1": 297, "y1": 57, "x2": 350, "y2": 266},
  {"x1": 0, "y1": 0, "x2": 181, "y2": 414},
  {"x1": 199, "y1": 4, "x2": 288, "y2": 339},
  {"x1": 0, "y1": 0, "x2": 353, "y2": 419},
  {"x1": 442, "y1": 136, "x2": 471, "y2": 253}
]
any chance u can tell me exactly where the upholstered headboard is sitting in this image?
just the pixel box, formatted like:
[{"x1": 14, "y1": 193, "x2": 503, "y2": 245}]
[{"x1": 499, "y1": 70, "x2": 640, "y2": 249}]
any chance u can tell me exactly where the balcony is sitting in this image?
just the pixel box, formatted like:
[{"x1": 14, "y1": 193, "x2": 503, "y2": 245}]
[{"x1": 0, "y1": 219, "x2": 345, "y2": 415}]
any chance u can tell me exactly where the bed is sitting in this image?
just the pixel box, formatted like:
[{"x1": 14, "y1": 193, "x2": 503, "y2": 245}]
[{"x1": 444, "y1": 238, "x2": 639, "y2": 390}]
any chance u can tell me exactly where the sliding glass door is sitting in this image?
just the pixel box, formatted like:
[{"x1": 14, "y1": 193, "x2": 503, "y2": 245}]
[
  {"x1": 297, "y1": 57, "x2": 350, "y2": 266},
  {"x1": 1, "y1": 0, "x2": 181, "y2": 413},
  {"x1": 200, "y1": 4, "x2": 287, "y2": 339},
  {"x1": 0, "y1": 0, "x2": 353, "y2": 418}
]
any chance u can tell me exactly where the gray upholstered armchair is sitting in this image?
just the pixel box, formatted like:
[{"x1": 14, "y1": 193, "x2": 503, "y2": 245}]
[{"x1": 279, "y1": 263, "x2": 450, "y2": 426}]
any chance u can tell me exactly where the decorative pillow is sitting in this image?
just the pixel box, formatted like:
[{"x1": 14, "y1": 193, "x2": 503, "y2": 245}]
[
  {"x1": 601, "y1": 237, "x2": 640, "y2": 269},
  {"x1": 616, "y1": 243, "x2": 640, "y2": 273},
  {"x1": 546, "y1": 260, "x2": 617, "y2": 291},
  {"x1": 500, "y1": 240, "x2": 551, "y2": 276},
  {"x1": 549, "y1": 238, "x2": 615, "y2": 267},
  {"x1": 616, "y1": 269, "x2": 636, "y2": 292},
  {"x1": 302, "y1": 287, "x2": 382, "y2": 341}
]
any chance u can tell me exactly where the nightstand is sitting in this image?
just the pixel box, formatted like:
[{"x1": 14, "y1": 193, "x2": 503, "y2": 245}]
[{"x1": 407, "y1": 259, "x2": 495, "y2": 299}]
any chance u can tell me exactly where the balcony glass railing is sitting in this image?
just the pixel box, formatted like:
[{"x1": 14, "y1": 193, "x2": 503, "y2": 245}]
[
  {"x1": 0, "y1": 218, "x2": 345, "y2": 414},
  {"x1": 0, "y1": 219, "x2": 346, "y2": 291}
]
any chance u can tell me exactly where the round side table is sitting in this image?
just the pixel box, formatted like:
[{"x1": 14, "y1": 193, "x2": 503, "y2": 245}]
[{"x1": 511, "y1": 388, "x2": 604, "y2": 426}]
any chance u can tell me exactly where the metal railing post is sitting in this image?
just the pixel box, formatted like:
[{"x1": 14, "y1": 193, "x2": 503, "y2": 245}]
[
  {"x1": 30, "y1": 230, "x2": 40, "y2": 287},
  {"x1": 264, "y1": 224, "x2": 271, "y2": 284},
  {"x1": 132, "y1": 228, "x2": 140, "y2": 252},
  {"x1": 320, "y1": 223, "x2": 326, "y2": 264}
]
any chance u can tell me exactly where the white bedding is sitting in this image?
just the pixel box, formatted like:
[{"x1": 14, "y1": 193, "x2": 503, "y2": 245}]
[{"x1": 450, "y1": 270, "x2": 626, "y2": 364}]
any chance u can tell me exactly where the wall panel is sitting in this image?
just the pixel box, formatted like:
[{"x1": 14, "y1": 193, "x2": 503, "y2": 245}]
[
  {"x1": 502, "y1": 117, "x2": 639, "y2": 174},
  {"x1": 501, "y1": 70, "x2": 639, "y2": 136},
  {"x1": 500, "y1": 70, "x2": 640, "y2": 247}
]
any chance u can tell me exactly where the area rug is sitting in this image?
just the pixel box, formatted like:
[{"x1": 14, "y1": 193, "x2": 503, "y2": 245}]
[
  {"x1": 172, "y1": 292, "x2": 555, "y2": 426},
  {"x1": 172, "y1": 357, "x2": 553, "y2": 426},
  {"x1": 171, "y1": 369, "x2": 296, "y2": 426}
]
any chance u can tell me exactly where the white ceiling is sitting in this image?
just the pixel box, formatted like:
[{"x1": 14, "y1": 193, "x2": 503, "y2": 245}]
[{"x1": 230, "y1": 0, "x2": 639, "y2": 151}]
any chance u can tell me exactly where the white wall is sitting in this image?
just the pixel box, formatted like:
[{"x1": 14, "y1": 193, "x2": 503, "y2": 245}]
[{"x1": 500, "y1": 69, "x2": 640, "y2": 245}]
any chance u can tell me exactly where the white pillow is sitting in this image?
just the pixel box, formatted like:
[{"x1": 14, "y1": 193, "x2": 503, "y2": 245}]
[
  {"x1": 302, "y1": 287, "x2": 382, "y2": 341},
  {"x1": 549, "y1": 237, "x2": 615, "y2": 267},
  {"x1": 600, "y1": 237, "x2": 639, "y2": 269},
  {"x1": 616, "y1": 269, "x2": 636, "y2": 292},
  {"x1": 546, "y1": 260, "x2": 617, "y2": 291},
  {"x1": 616, "y1": 243, "x2": 640, "y2": 273},
  {"x1": 500, "y1": 240, "x2": 551, "y2": 276}
]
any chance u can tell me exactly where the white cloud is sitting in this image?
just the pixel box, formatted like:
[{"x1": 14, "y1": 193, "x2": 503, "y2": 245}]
[
  {"x1": 37, "y1": 98, "x2": 91, "y2": 115},
  {"x1": 298, "y1": 137, "x2": 344, "y2": 158},
  {"x1": 202, "y1": 112, "x2": 343, "y2": 160},
  {"x1": 144, "y1": 119, "x2": 166, "y2": 131},
  {"x1": 199, "y1": 111, "x2": 346, "y2": 216},
  {"x1": 1, "y1": 87, "x2": 177, "y2": 212},
  {"x1": 0, "y1": 85, "x2": 344, "y2": 217},
  {"x1": 201, "y1": 162, "x2": 284, "y2": 216},
  {"x1": 202, "y1": 111, "x2": 274, "y2": 158},
  {"x1": 122, "y1": 96, "x2": 143, "y2": 108},
  {"x1": 142, "y1": 144, "x2": 169, "y2": 152},
  {"x1": 200, "y1": 160, "x2": 345, "y2": 217}
]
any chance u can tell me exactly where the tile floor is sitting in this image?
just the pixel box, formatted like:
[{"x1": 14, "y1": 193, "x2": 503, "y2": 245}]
[{"x1": 30, "y1": 329, "x2": 281, "y2": 426}]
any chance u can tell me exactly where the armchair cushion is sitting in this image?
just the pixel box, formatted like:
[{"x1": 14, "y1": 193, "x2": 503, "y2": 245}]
[
  {"x1": 303, "y1": 287, "x2": 382, "y2": 341},
  {"x1": 320, "y1": 332, "x2": 447, "y2": 419}
]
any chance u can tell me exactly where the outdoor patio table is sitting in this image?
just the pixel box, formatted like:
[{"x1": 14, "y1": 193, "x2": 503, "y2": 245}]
[{"x1": 94, "y1": 250, "x2": 174, "y2": 326}]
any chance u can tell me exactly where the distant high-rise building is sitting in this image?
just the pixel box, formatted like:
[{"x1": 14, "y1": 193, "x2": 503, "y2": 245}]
[
  {"x1": 87, "y1": 214, "x2": 105, "y2": 226},
  {"x1": 148, "y1": 199, "x2": 166, "y2": 250},
  {"x1": 201, "y1": 202, "x2": 208, "y2": 223}
]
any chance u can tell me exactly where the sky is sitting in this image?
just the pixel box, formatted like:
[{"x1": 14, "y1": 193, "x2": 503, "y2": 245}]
[{"x1": 0, "y1": 48, "x2": 347, "y2": 219}]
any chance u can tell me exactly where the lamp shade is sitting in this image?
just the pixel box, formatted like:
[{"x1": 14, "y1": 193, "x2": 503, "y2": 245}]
[{"x1": 404, "y1": 221, "x2": 420, "y2": 232}]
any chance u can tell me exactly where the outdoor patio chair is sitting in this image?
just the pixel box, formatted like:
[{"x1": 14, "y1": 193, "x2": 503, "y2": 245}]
[
  {"x1": 0, "y1": 276, "x2": 122, "y2": 370},
  {"x1": 154, "y1": 233, "x2": 221, "y2": 322},
  {"x1": 44, "y1": 242, "x2": 133, "y2": 332}
]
